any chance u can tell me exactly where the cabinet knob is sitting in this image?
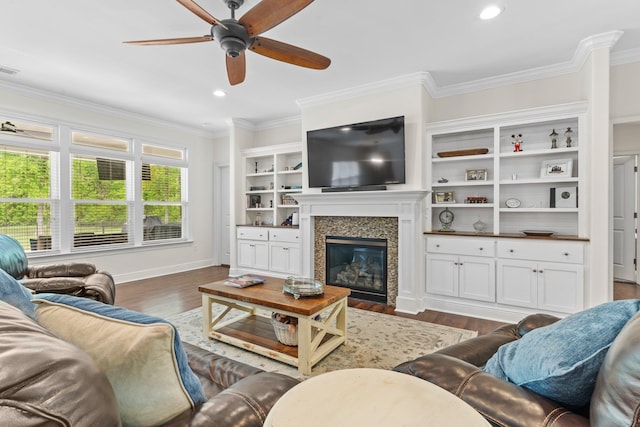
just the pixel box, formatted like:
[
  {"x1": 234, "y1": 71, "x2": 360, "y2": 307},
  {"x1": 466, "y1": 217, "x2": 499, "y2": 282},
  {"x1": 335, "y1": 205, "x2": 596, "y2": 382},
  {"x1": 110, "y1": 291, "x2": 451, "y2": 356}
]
[
  {"x1": 509, "y1": 249, "x2": 514, "y2": 253},
  {"x1": 539, "y1": 270, "x2": 544, "y2": 273},
  {"x1": 436, "y1": 244, "x2": 440, "y2": 248},
  {"x1": 272, "y1": 234, "x2": 277, "y2": 238},
  {"x1": 459, "y1": 262, "x2": 463, "y2": 266},
  {"x1": 454, "y1": 262, "x2": 458, "y2": 266},
  {"x1": 479, "y1": 247, "x2": 484, "y2": 251},
  {"x1": 532, "y1": 268, "x2": 537, "y2": 273},
  {"x1": 284, "y1": 247, "x2": 289, "y2": 251},
  {"x1": 563, "y1": 252, "x2": 569, "y2": 256}
]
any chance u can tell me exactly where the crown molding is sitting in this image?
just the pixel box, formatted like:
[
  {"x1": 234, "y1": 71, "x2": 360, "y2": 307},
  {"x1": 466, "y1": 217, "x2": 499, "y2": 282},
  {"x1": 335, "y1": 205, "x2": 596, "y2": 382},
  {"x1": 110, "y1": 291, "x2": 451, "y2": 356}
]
[
  {"x1": 254, "y1": 115, "x2": 301, "y2": 131},
  {"x1": 611, "y1": 47, "x2": 640, "y2": 66},
  {"x1": 0, "y1": 79, "x2": 217, "y2": 138},
  {"x1": 427, "y1": 31, "x2": 625, "y2": 98},
  {"x1": 296, "y1": 72, "x2": 429, "y2": 110}
]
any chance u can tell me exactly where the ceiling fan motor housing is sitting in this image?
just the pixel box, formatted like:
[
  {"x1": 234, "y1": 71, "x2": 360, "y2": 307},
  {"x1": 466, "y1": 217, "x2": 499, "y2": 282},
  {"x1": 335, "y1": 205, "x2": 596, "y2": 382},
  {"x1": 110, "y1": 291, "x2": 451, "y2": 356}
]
[{"x1": 213, "y1": 19, "x2": 252, "y2": 58}]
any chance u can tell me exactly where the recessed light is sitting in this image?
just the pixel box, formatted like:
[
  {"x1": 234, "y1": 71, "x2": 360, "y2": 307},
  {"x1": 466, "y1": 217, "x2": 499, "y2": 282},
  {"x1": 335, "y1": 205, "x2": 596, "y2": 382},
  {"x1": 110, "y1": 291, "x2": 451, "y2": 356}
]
[
  {"x1": 212, "y1": 89, "x2": 227, "y2": 97},
  {"x1": 480, "y1": 5, "x2": 503, "y2": 20}
]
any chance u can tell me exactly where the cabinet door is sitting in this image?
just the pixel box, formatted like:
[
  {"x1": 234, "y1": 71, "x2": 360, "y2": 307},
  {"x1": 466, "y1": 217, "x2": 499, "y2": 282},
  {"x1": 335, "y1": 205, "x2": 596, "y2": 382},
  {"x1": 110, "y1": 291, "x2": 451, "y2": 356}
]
[
  {"x1": 426, "y1": 253, "x2": 459, "y2": 297},
  {"x1": 496, "y1": 260, "x2": 537, "y2": 308},
  {"x1": 286, "y1": 244, "x2": 301, "y2": 275},
  {"x1": 269, "y1": 243, "x2": 289, "y2": 273},
  {"x1": 237, "y1": 240, "x2": 256, "y2": 268},
  {"x1": 459, "y1": 256, "x2": 495, "y2": 302},
  {"x1": 537, "y1": 262, "x2": 583, "y2": 313},
  {"x1": 254, "y1": 241, "x2": 269, "y2": 270},
  {"x1": 238, "y1": 240, "x2": 269, "y2": 270}
]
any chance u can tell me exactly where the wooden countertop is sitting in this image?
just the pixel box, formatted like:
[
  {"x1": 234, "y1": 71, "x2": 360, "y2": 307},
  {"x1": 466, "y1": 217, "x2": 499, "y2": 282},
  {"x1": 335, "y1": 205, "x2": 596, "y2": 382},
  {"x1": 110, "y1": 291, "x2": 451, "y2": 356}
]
[{"x1": 423, "y1": 231, "x2": 589, "y2": 242}]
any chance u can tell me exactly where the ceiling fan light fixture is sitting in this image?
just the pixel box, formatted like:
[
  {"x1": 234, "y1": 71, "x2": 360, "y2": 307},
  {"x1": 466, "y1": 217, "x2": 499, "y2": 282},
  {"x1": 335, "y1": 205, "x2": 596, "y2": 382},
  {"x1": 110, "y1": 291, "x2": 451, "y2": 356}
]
[{"x1": 480, "y1": 5, "x2": 503, "y2": 20}]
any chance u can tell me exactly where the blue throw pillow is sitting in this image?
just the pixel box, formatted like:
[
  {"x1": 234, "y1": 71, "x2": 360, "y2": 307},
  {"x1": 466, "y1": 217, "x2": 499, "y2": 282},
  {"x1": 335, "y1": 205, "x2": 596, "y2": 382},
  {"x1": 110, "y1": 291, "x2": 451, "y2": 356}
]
[
  {"x1": 33, "y1": 294, "x2": 206, "y2": 426},
  {"x1": 484, "y1": 300, "x2": 640, "y2": 408},
  {"x1": 0, "y1": 234, "x2": 28, "y2": 279},
  {"x1": 0, "y1": 268, "x2": 35, "y2": 318}
]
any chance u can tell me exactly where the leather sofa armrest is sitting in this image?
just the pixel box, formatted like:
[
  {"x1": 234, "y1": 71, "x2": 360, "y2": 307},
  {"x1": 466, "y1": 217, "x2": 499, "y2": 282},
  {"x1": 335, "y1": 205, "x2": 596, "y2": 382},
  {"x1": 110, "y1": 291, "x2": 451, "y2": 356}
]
[
  {"x1": 395, "y1": 354, "x2": 589, "y2": 427},
  {"x1": 162, "y1": 372, "x2": 299, "y2": 427},
  {"x1": 26, "y1": 262, "x2": 97, "y2": 278}
]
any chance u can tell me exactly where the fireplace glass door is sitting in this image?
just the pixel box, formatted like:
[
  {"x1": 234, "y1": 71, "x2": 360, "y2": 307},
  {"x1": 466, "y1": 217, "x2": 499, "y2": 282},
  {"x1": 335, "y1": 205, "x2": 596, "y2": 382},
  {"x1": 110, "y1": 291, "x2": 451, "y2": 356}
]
[{"x1": 325, "y1": 236, "x2": 387, "y2": 303}]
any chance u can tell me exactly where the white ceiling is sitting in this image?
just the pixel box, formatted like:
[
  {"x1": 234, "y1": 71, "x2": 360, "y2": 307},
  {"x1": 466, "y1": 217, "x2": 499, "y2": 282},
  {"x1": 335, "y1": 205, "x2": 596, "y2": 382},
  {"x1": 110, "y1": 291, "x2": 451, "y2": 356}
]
[{"x1": 1, "y1": 0, "x2": 639, "y2": 132}]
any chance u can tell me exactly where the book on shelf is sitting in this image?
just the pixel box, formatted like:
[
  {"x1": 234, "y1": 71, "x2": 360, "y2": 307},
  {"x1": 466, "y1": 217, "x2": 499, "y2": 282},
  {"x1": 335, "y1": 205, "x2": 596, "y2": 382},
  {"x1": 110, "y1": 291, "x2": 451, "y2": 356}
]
[{"x1": 224, "y1": 274, "x2": 265, "y2": 288}]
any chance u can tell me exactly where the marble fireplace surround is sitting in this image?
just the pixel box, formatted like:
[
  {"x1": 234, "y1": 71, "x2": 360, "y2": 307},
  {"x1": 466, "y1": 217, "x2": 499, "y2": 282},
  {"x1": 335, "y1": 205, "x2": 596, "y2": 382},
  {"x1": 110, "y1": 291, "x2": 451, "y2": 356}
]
[{"x1": 294, "y1": 190, "x2": 429, "y2": 313}]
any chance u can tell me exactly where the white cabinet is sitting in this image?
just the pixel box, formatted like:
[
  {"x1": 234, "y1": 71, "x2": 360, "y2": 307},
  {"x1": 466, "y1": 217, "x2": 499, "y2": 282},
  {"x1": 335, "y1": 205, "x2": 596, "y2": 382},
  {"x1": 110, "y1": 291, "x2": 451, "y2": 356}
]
[
  {"x1": 238, "y1": 240, "x2": 269, "y2": 270},
  {"x1": 496, "y1": 239, "x2": 584, "y2": 313},
  {"x1": 426, "y1": 103, "x2": 587, "y2": 236},
  {"x1": 236, "y1": 227, "x2": 269, "y2": 270},
  {"x1": 425, "y1": 234, "x2": 585, "y2": 317},
  {"x1": 426, "y1": 238, "x2": 496, "y2": 302},
  {"x1": 236, "y1": 226, "x2": 300, "y2": 276},
  {"x1": 269, "y1": 228, "x2": 301, "y2": 275}
]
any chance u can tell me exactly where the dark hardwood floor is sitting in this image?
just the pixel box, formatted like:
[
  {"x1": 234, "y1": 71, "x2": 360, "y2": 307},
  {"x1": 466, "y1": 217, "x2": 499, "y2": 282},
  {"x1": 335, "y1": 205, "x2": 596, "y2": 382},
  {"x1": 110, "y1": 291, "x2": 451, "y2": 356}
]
[{"x1": 115, "y1": 266, "x2": 638, "y2": 336}]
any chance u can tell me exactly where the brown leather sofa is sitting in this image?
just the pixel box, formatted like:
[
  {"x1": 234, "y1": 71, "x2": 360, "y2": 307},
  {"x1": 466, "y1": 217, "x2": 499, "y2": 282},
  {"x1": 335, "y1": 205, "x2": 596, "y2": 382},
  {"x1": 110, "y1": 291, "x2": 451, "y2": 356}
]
[
  {"x1": 394, "y1": 312, "x2": 640, "y2": 427},
  {"x1": 20, "y1": 262, "x2": 117, "y2": 305},
  {"x1": 0, "y1": 301, "x2": 299, "y2": 426}
]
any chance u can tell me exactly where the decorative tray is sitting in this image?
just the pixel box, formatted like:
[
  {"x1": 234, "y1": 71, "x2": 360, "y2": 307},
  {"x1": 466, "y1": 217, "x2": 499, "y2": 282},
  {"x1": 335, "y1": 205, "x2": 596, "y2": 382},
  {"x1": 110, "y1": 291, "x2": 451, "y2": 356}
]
[
  {"x1": 282, "y1": 277, "x2": 324, "y2": 299},
  {"x1": 522, "y1": 230, "x2": 555, "y2": 236},
  {"x1": 437, "y1": 148, "x2": 489, "y2": 158}
]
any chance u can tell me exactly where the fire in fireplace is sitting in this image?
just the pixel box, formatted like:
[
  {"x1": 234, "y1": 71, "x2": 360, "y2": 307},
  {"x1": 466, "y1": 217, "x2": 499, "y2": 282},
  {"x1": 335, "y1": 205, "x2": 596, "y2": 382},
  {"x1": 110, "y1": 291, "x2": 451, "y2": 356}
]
[{"x1": 325, "y1": 236, "x2": 387, "y2": 303}]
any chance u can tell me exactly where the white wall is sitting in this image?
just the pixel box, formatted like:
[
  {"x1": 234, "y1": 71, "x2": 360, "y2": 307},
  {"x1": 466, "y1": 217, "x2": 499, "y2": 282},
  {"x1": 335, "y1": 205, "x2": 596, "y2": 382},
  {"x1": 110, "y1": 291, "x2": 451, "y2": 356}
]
[
  {"x1": 0, "y1": 85, "x2": 222, "y2": 284},
  {"x1": 611, "y1": 62, "x2": 640, "y2": 119},
  {"x1": 614, "y1": 122, "x2": 640, "y2": 153}
]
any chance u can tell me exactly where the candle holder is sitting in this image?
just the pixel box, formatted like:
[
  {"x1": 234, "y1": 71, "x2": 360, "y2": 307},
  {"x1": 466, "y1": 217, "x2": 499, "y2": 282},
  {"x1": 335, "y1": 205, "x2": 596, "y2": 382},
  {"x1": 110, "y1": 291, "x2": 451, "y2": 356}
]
[
  {"x1": 549, "y1": 129, "x2": 558, "y2": 149},
  {"x1": 564, "y1": 127, "x2": 573, "y2": 148}
]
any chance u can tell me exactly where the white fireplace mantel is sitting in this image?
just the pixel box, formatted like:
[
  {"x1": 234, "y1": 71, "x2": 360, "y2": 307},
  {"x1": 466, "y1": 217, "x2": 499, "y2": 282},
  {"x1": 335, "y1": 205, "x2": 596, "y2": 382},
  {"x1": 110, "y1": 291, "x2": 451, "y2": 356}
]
[{"x1": 294, "y1": 190, "x2": 430, "y2": 313}]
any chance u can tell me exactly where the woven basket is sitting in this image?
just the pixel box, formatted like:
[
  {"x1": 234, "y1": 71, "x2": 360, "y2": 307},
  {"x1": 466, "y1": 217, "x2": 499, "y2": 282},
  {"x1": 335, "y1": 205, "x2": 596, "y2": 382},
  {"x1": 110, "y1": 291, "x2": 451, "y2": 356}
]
[{"x1": 271, "y1": 314, "x2": 298, "y2": 346}]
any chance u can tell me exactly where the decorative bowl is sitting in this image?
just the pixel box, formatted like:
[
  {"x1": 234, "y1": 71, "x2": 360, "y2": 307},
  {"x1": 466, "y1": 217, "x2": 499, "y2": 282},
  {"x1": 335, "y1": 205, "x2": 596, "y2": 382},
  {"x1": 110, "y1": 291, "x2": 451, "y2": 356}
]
[{"x1": 282, "y1": 277, "x2": 324, "y2": 299}]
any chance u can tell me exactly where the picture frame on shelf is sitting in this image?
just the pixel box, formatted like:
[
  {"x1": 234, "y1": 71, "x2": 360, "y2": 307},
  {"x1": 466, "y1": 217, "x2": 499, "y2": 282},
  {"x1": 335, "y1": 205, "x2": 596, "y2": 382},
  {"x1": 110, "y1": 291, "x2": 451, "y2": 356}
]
[
  {"x1": 550, "y1": 186, "x2": 578, "y2": 208},
  {"x1": 248, "y1": 194, "x2": 262, "y2": 209},
  {"x1": 465, "y1": 168, "x2": 488, "y2": 181},
  {"x1": 540, "y1": 158, "x2": 573, "y2": 178},
  {"x1": 434, "y1": 191, "x2": 455, "y2": 204}
]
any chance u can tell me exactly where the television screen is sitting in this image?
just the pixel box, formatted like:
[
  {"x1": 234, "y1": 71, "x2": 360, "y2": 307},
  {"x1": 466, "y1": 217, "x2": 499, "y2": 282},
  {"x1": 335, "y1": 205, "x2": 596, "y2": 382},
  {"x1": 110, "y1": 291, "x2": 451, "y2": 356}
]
[{"x1": 306, "y1": 116, "x2": 405, "y2": 189}]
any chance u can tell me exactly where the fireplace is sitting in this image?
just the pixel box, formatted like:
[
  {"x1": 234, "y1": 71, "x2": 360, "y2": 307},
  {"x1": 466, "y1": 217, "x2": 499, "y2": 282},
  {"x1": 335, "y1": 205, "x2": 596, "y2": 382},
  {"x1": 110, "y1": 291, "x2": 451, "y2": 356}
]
[{"x1": 326, "y1": 236, "x2": 387, "y2": 303}]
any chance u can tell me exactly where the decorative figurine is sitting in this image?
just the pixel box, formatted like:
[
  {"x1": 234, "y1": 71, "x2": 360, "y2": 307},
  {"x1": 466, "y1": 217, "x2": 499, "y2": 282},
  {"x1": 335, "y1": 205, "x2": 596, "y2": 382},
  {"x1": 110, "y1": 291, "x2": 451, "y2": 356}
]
[
  {"x1": 564, "y1": 127, "x2": 573, "y2": 148},
  {"x1": 511, "y1": 133, "x2": 523, "y2": 152},
  {"x1": 437, "y1": 177, "x2": 448, "y2": 183},
  {"x1": 549, "y1": 129, "x2": 558, "y2": 149}
]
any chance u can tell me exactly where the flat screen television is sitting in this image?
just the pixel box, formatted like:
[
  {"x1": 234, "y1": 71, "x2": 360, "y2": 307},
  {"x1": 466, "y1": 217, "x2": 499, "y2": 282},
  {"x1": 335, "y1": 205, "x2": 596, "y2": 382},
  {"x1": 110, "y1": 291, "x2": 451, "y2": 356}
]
[{"x1": 306, "y1": 116, "x2": 405, "y2": 191}]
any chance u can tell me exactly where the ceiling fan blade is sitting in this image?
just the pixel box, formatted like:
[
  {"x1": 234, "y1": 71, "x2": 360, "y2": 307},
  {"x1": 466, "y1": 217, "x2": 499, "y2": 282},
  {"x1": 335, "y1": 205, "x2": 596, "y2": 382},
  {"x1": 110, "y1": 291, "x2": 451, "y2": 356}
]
[
  {"x1": 226, "y1": 51, "x2": 246, "y2": 86},
  {"x1": 238, "y1": 0, "x2": 314, "y2": 37},
  {"x1": 249, "y1": 37, "x2": 330, "y2": 70},
  {"x1": 176, "y1": 0, "x2": 227, "y2": 28},
  {"x1": 124, "y1": 36, "x2": 213, "y2": 45}
]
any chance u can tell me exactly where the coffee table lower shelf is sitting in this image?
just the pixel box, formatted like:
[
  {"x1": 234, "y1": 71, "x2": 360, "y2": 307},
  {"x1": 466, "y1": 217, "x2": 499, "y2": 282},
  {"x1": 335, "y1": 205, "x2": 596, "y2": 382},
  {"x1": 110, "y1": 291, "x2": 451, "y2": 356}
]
[{"x1": 201, "y1": 292, "x2": 348, "y2": 375}]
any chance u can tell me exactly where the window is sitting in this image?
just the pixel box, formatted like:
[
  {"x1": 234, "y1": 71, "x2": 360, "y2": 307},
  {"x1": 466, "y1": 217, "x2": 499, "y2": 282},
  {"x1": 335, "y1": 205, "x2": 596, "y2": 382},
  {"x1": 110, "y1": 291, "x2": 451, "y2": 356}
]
[
  {"x1": 71, "y1": 154, "x2": 130, "y2": 247},
  {"x1": 0, "y1": 116, "x2": 188, "y2": 253},
  {"x1": 142, "y1": 144, "x2": 187, "y2": 242},
  {"x1": 0, "y1": 144, "x2": 57, "y2": 250}
]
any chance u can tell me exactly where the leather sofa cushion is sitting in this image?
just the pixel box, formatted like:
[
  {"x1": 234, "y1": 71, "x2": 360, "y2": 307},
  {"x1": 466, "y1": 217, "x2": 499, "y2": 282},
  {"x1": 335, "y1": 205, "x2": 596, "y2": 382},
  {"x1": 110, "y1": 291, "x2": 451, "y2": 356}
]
[
  {"x1": 0, "y1": 301, "x2": 119, "y2": 425},
  {"x1": 484, "y1": 299, "x2": 640, "y2": 408},
  {"x1": 34, "y1": 294, "x2": 206, "y2": 427},
  {"x1": 590, "y1": 311, "x2": 640, "y2": 426},
  {"x1": 0, "y1": 234, "x2": 27, "y2": 279}
]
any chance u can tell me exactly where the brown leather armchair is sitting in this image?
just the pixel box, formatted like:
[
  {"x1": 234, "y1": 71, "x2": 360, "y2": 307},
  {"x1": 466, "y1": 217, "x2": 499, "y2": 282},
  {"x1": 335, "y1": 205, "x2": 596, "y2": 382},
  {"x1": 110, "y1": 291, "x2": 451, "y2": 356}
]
[
  {"x1": 394, "y1": 312, "x2": 640, "y2": 427},
  {"x1": 20, "y1": 262, "x2": 116, "y2": 305}
]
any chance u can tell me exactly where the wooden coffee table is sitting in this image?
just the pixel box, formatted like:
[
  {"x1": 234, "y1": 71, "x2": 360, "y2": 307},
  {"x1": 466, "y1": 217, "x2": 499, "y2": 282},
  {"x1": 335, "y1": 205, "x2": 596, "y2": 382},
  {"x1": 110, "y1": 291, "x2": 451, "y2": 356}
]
[{"x1": 199, "y1": 277, "x2": 350, "y2": 375}]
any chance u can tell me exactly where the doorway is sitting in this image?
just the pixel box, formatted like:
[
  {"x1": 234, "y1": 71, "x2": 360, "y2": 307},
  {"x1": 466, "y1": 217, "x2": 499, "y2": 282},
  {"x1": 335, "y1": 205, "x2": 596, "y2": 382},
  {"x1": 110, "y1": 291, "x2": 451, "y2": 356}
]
[
  {"x1": 214, "y1": 163, "x2": 231, "y2": 266},
  {"x1": 613, "y1": 155, "x2": 637, "y2": 283}
]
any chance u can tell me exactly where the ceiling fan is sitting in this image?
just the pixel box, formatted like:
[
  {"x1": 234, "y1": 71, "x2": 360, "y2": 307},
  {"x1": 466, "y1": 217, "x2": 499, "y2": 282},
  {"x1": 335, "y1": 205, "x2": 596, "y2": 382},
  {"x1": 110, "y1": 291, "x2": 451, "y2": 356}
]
[{"x1": 124, "y1": 0, "x2": 331, "y2": 85}]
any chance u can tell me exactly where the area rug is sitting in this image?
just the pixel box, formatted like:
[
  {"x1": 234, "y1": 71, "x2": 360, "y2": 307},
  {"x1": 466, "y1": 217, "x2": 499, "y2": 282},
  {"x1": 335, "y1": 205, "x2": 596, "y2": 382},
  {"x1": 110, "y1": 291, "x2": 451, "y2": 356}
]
[{"x1": 167, "y1": 307, "x2": 477, "y2": 380}]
